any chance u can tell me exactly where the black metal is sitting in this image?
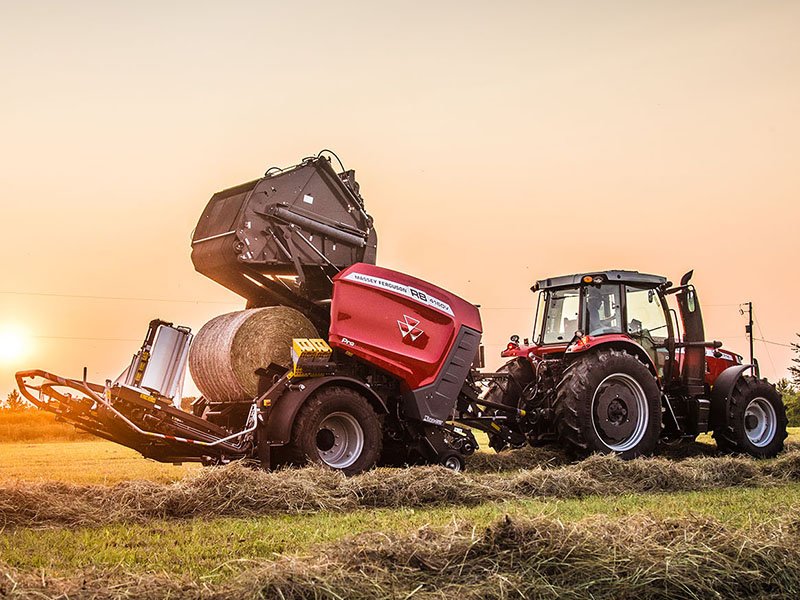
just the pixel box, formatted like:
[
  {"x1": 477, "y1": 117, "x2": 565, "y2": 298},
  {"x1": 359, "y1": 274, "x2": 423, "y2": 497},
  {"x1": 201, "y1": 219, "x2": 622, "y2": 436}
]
[
  {"x1": 709, "y1": 364, "x2": 752, "y2": 429},
  {"x1": 675, "y1": 284, "x2": 707, "y2": 397},
  {"x1": 191, "y1": 155, "x2": 378, "y2": 322},
  {"x1": 406, "y1": 326, "x2": 482, "y2": 423},
  {"x1": 745, "y1": 302, "x2": 756, "y2": 375}
]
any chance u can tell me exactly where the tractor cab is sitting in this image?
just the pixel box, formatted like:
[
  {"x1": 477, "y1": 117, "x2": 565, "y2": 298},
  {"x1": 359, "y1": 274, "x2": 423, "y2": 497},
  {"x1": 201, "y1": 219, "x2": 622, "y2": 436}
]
[
  {"x1": 503, "y1": 269, "x2": 739, "y2": 391},
  {"x1": 507, "y1": 271, "x2": 670, "y2": 369}
]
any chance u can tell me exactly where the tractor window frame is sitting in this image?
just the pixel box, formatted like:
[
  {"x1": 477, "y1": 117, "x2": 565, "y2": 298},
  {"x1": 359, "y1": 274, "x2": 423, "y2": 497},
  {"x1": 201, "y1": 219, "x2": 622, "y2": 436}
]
[{"x1": 532, "y1": 291, "x2": 547, "y2": 345}]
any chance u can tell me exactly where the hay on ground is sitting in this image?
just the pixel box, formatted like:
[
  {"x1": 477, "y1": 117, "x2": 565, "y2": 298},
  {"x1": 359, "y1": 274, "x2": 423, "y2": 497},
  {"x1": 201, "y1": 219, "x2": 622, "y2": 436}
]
[
  {"x1": 5, "y1": 512, "x2": 800, "y2": 599},
  {"x1": 2, "y1": 450, "x2": 799, "y2": 528}
]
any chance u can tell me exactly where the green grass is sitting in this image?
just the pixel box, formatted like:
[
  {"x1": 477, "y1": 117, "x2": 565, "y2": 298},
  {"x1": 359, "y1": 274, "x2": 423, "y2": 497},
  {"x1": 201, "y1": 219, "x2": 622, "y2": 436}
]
[{"x1": 2, "y1": 483, "x2": 798, "y2": 579}]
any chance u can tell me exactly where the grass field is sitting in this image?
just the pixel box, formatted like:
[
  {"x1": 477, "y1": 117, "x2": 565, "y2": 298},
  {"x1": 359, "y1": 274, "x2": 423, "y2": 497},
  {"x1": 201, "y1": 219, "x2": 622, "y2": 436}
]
[
  {"x1": 0, "y1": 409, "x2": 87, "y2": 443},
  {"x1": 1, "y1": 426, "x2": 799, "y2": 598},
  {"x1": 0, "y1": 440, "x2": 199, "y2": 484}
]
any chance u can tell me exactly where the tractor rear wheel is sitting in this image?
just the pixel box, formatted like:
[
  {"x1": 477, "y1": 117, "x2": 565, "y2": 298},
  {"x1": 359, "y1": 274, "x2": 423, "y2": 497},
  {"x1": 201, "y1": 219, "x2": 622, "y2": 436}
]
[
  {"x1": 554, "y1": 348, "x2": 661, "y2": 459},
  {"x1": 712, "y1": 376, "x2": 787, "y2": 458},
  {"x1": 287, "y1": 386, "x2": 383, "y2": 476}
]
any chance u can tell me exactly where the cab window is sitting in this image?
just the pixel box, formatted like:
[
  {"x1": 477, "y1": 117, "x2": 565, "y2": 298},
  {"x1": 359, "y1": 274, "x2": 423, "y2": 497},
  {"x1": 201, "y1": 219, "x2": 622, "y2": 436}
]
[
  {"x1": 542, "y1": 289, "x2": 580, "y2": 344},
  {"x1": 583, "y1": 284, "x2": 622, "y2": 335}
]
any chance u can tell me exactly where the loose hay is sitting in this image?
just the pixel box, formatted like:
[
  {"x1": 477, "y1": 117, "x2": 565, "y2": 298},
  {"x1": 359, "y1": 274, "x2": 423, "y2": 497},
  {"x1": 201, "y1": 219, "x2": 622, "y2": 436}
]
[
  {"x1": 2, "y1": 450, "x2": 799, "y2": 528},
  {"x1": 188, "y1": 306, "x2": 317, "y2": 402},
  {"x1": 5, "y1": 512, "x2": 800, "y2": 599}
]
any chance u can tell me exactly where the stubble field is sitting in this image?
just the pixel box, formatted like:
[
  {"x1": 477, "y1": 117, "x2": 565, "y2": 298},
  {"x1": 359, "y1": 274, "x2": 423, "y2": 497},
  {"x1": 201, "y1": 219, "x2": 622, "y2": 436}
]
[{"x1": 1, "y1": 413, "x2": 799, "y2": 598}]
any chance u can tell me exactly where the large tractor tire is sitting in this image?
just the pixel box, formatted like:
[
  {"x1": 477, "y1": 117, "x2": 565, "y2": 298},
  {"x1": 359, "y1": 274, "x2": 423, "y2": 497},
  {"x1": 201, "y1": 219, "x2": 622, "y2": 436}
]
[
  {"x1": 287, "y1": 386, "x2": 383, "y2": 476},
  {"x1": 483, "y1": 358, "x2": 535, "y2": 410},
  {"x1": 554, "y1": 348, "x2": 661, "y2": 460},
  {"x1": 712, "y1": 376, "x2": 787, "y2": 458}
]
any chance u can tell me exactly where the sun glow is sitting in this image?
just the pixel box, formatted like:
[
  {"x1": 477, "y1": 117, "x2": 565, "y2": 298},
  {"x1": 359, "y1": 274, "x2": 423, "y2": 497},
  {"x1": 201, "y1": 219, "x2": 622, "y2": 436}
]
[{"x1": 0, "y1": 325, "x2": 31, "y2": 363}]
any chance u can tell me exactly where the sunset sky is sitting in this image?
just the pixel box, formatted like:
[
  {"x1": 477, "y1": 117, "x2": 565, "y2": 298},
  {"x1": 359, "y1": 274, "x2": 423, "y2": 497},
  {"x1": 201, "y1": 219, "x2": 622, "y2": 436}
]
[{"x1": 1, "y1": 0, "x2": 798, "y2": 398}]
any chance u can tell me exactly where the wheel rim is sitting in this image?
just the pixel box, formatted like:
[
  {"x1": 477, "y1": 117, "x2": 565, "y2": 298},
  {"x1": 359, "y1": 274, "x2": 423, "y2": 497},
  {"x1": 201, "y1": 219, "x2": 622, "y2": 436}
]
[
  {"x1": 590, "y1": 373, "x2": 649, "y2": 452},
  {"x1": 442, "y1": 456, "x2": 463, "y2": 472},
  {"x1": 315, "y1": 411, "x2": 364, "y2": 469},
  {"x1": 744, "y1": 397, "x2": 777, "y2": 448}
]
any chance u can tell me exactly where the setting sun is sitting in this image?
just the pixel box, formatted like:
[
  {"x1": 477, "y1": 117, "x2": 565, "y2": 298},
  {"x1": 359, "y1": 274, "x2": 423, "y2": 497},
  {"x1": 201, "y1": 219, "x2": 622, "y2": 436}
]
[{"x1": 0, "y1": 326, "x2": 30, "y2": 363}]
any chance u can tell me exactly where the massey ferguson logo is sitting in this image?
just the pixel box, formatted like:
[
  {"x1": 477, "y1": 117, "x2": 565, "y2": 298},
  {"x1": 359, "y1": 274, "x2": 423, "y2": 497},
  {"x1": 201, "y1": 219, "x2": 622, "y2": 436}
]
[{"x1": 397, "y1": 315, "x2": 424, "y2": 342}]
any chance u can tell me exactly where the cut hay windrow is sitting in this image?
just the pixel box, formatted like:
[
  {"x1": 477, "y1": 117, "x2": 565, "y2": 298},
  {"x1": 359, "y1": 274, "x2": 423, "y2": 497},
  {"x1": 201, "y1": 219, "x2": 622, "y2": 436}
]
[
  {"x1": 2, "y1": 449, "x2": 799, "y2": 528},
  {"x1": 4, "y1": 511, "x2": 800, "y2": 599}
]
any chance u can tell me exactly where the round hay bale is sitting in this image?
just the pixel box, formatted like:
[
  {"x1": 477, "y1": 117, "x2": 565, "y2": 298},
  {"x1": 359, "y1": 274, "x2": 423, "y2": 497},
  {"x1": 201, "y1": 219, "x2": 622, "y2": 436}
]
[{"x1": 189, "y1": 306, "x2": 318, "y2": 402}]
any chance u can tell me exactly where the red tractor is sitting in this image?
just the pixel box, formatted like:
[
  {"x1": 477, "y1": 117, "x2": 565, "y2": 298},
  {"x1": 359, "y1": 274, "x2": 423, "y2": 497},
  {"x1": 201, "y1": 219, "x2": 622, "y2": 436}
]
[{"x1": 487, "y1": 270, "x2": 788, "y2": 459}]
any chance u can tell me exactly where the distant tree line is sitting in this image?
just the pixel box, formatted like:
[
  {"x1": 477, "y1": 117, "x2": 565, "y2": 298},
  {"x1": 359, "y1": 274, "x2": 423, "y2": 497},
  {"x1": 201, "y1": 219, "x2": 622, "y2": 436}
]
[
  {"x1": 784, "y1": 334, "x2": 800, "y2": 427},
  {"x1": 0, "y1": 389, "x2": 200, "y2": 413},
  {"x1": 1, "y1": 390, "x2": 29, "y2": 411}
]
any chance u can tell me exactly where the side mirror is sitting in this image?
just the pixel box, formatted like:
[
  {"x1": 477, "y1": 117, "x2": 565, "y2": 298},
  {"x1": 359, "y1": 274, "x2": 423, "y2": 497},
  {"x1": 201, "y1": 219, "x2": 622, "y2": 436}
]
[{"x1": 680, "y1": 270, "x2": 694, "y2": 286}]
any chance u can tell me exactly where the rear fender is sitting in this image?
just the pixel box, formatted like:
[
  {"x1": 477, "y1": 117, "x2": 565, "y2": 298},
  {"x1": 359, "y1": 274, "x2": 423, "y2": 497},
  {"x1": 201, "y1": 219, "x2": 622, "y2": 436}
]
[
  {"x1": 709, "y1": 364, "x2": 752, "y2": 429},
  {"x1": 265, "y1": 376, "x2": 388, "y2": 445},
  {"x1": 566, "y1": 336, "x2": 658, "y2": 377}
]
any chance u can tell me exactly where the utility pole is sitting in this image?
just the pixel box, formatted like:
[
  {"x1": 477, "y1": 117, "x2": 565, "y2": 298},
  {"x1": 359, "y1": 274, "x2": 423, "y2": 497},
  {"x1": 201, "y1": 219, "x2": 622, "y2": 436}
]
[{"x1": 741, "y1": 302, "x2": 756, "y2": 374}]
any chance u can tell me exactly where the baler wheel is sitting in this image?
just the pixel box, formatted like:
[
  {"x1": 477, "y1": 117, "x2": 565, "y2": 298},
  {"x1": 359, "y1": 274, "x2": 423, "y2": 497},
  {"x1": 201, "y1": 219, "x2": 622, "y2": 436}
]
[
  {"x1": 713, "y1": 376, "x2": 787, "y2": 458},
  {"x1": 287, "y1": 386, "x2": 382, "y2": 476},
  {"x1": 554, "y1": 348, "x2": 661, "y2": 460},
  {"x1": 439, "y1": 452, "x2": 465, "y2": 472}
]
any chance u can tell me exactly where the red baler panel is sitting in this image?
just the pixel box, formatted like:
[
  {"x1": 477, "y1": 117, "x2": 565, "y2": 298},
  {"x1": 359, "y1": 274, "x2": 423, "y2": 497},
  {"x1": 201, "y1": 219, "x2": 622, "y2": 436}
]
[{"x1": 329, "y1": 263, "x2": 482, "y2": 390}]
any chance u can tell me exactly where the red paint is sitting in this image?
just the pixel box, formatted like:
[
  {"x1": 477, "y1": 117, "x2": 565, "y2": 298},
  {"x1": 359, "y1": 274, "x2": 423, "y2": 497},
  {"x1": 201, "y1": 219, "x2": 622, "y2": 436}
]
[
  {"x1": 501, "y1": 342, "x2": 567, "y2": 359},
  {"x1": 330, "y1": 263, "x2": 482, "y2": 390}
]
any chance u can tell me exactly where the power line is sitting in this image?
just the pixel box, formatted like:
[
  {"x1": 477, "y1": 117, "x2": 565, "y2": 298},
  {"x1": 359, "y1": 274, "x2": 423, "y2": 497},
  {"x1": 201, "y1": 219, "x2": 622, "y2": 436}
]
[
  {"x1": 0, "y1": 290, "x2": 240, "y2": 305},
  {"x1": 754, "y1": 317, "x2": 778, "y2": 375},
  {"x1": 754, "y1": 338, "x2": 794, "y2": 349},
  {"x1": 31, "y1": 335, "x2": 141, "y2": 342}
]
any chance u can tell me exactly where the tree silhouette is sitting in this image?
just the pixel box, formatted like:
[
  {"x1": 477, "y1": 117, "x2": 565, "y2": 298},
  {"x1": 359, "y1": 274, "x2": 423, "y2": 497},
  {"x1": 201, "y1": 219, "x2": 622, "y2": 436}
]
[
  {"x1": 791, "y1": 334, "x2": 800, "y2": 387},
  {"x1": 4, "y1": 390, "x2": 27, "y2": 411}
]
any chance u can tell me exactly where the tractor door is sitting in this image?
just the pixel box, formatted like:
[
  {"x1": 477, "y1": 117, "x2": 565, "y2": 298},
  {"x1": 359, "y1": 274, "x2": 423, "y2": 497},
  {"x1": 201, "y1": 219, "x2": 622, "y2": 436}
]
[{"x1": 624, "y1": 286, "x2": 673, "y2": 380}]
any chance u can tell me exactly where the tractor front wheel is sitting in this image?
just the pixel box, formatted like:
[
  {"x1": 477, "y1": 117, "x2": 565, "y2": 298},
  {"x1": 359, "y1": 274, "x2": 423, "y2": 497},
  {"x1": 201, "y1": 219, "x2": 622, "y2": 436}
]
[
  {"x1": 713, "y1": 376, "x2": 787, "y2": 458},
  {"x1": 554, "y1": 349, "x2": 661, "y2": 460}
]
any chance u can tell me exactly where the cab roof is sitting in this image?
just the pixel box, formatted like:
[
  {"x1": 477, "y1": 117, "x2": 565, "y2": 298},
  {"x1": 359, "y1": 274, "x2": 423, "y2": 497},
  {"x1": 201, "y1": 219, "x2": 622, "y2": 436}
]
[{"x1": 532, "y1": 270, "x2": 667, "y2": 292}]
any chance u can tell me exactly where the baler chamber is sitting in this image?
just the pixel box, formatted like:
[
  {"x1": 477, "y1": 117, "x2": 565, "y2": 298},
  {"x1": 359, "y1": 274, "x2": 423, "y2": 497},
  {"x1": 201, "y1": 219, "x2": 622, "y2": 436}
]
[{"x1": 191, "y1": 154, "x2": 377, "y2": 329}]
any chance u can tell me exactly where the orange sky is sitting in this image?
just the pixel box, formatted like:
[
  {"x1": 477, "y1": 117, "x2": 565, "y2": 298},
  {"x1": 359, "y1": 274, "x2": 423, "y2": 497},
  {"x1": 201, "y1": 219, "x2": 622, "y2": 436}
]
[{"x1": 1, "y1": 1, "x2": 798, "y2": 397}]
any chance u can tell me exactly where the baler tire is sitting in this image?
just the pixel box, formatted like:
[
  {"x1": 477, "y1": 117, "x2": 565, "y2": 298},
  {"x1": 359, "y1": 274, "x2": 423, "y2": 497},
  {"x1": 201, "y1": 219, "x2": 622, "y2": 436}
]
[
  {"x1": 712, "y1": 376, "x2": 787, "y2": 458},
  {"x1": 286, "y1": 386, "x2": 382, "y2": 476},
  {"x1": 439, "y1": 451, "x2": 465, "y2": 473},
  {"x1": 554, "y1": 348, "x2": 661, "y2": 460}
]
